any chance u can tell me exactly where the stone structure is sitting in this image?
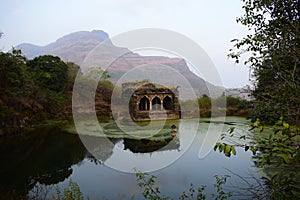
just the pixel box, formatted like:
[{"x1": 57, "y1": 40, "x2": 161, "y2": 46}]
[{"x1": 122, "y1": 81, "x2": 180, "y2": 121}]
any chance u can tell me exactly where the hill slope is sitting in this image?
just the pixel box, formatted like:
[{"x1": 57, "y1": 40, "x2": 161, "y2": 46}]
[{"x1": 16, "y1": 30, "x2": 223, "y2": 98}]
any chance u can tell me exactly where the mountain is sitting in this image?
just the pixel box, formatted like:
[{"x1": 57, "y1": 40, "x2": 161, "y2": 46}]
[
  {"x1": 16, "y1": 30, "x2": 224, "y2": 99},
  {"x1": 17, "y1": 30, "x2": 110, "y2": 64}
]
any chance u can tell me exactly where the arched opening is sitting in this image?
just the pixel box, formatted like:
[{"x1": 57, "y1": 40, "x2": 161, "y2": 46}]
[
  {"x1": 139, "y1": 96, "x2": 150, "y2": 111},
  {"x1": 163, "y1": 96, "x2": 173, "y2": 110},
  {"x1": 152, "y1": 97, "x2": 161, "y2": 111}
]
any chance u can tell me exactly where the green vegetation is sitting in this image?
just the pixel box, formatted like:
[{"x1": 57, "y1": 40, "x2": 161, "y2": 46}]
[
  {"x1": 1, "y1": 0, "x2": 299, "y2": 198},
  {"x1": 75, "y1": 66, "x2": 114, "y2": 117},
  {"x1": 229, "y1": 0, "x2": 300, "y2": 125},
  {"x1": 53, "y1": 179, "x2": 87, "y2": 200},
  {"x1": 27, "y1": 55, "x2": 68, "y2": 92},
  {"x1": 0, "y1": 51, "x2": 113, "y2": 135},
  {"x1": 24, "y1": 173, "x2": 231, "y2": 200},
  {"x1": 136, "y1": 172, "x2": 232, "y2": 200},
  {"x1": 21, "y1": 179, "x2": 89, "y2": 200},
  {"x1": 215, "y1": 0, "x2": 300, "y2": 198},
  {"x1": 1, "y1": 49, "x2": 248, "y2": 135},
  {"x1": 181, "y1": 94, "x2": 251, "y2": 118},
  {"x1": 0, "y1": 51, "x2": 69, "y2": 133},
  {"x1": 216, "y1": 118, "x2": 300, "y2": 199}
]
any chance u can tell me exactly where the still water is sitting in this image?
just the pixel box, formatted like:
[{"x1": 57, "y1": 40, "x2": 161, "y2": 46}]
[{"x1": 0, "y1": 117, "x2": 261, "y2": 199}]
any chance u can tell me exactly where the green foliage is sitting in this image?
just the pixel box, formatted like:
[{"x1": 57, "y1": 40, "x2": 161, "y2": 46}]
[
  {"x1": 180, "y1": 184, "x2": 206, "y2": 200},
  {"x1": 226, "y1": 96, "x2": 248, "y2": 110},
  {"x1": 229, "y1": 0, "x2": 300, "y2": 125},
  {"x1": 0, "y1": 51, "x2": 74, "y2": 130},
  {"x1": 97, "y1": 80, "x2": 114, "y2": 102},
  {"x1": 136, "y1": 172, "x2": 166, "y2": 200},
  {"x1": 217, "y1": 117, "x2": 300, "y2": 199},
  {"x1": 181, "y1": 95, "x2": 250, "y2": 118},
  {"x1": 76, "y1": 67, "x2": 114, "y2": 113},
  {"x1": 214, "y1": 143, "x2": 237, "y2": 158},
  {"x1": 211, "y1": 95, "x2": 226, "y2": 109},
  {"x1": 53, "y1": 179, "x2": 88, "y2": 200},
  {"x1": 198, "y1": 95, "x2": 211, "y2": 110},
  {"x1": 180, "y1": 99, "x2": 199, "y2": 117},
  {"x1": 80, "y1": 66, "x2": 110, "y2": 83},
  {"x1": 66, "y1": 62, "x2": 80, "y2": 91},
  {"x1": 197, "y1": 95, "x2": 212, "y2": 117},
  {"x1": 136, "y1": 172, "x2": 231, "y2": 200},
  {"x1": 250, "y1": 118, "x2": 300, "y2": 199},
  {"x1": 0, "y1": 52, "x2": 114, "y2": 132},
  {"x1": 0, "y1": 51, "x2": 31, "y2": 125},
  {"x1": 28, "y1": 55, "x2": 68, "y2": 92},
  {"x1": 0, "y1": 51, "x2": 27, "y2": 91},
  {"x1": 212, "y1": 175, "x2": 232, "y2": 200},
  {"x1": 46, "y1": 90, "x2": 68, "y2": 114},
  {"x1": 0, "y1": 51, "x2": 115, "y2": 130}
]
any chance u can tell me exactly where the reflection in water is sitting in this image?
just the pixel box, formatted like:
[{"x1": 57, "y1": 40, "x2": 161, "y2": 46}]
[
  {"x1": 0, "y1": 126, "x2": 120, "y2": 197},
  {"x1": 0, "y1": 126, "x2": 87, "y2": 196},
  {"x1": 0, "y1": 124, "x2": 182, "y2": 197},
  {"x1": 79, "y1": 135, "x2": 120, "y2": 164},
  {"x1": 0, "y1": 118, "x2": 261, "y2": 199},
  {"x1": 124, "y1": 136, "x2": 180, "y2": 153}
]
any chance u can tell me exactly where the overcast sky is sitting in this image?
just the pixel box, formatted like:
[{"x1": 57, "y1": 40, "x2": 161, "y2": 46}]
[{"x1": 0, "y1": 0, "x2": 251, "y2": 88}]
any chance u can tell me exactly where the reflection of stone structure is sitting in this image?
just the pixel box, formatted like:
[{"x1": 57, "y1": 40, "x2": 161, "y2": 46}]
[
  {"x1": 122, "y1": 81, "x2": 180, "y2": 121},
  {"x1": 123, "y1": 137, "x2": 180, "y2": 153}
]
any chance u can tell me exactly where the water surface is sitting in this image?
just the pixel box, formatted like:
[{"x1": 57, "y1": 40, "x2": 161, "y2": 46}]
[{"x1": 0, "y1": 117, "x2": 260, "y2": 199}]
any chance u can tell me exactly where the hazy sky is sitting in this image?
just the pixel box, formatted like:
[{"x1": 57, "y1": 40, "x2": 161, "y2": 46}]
[{"x1": 0, "y1": 0, "x2": 251, "y2": 88}]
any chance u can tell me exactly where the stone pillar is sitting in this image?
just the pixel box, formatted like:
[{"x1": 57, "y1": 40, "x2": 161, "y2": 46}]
[
  {"x1": 150, "y1": 98, "x2": 152, "y2": 110},
  {"x1": 161, "y1": 99, "x2": 163, "y2": 110},
  {"x1": 145, "y1": 100, "x2": 148, "y2": 110},
  {"x1": 136, "y1": 97, "x2": 139, "y2": 111}
]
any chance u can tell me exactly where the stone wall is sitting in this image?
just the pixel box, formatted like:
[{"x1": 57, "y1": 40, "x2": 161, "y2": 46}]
[{"x1": 122, "y1": 82, "x2": 180, "y2": 121}]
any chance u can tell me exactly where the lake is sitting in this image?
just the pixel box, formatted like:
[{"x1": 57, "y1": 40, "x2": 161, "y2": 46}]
[{"x1": 0, "y1": 117, "x2": 262, "y2": 199}]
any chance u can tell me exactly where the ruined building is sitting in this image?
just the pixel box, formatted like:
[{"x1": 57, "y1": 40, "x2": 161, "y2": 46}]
[{"x1": 122, "y1": 81, "x2": 180, "y2": 121}]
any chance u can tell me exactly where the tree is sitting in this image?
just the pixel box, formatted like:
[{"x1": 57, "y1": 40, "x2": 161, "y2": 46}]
[
  {"x1": 223, "y1": 1, "x2": 300, "y2": 198},
  {"x1": 0, "y1": 52, "x2": 26, "y2": 90},
  {"x1": 229, "y1": 0, "x2": 300, "y2": 125},
  {"x1": 0, "y1": 51, "x2": 28, "y2": 126},
  {"x1": 28, "y1": 55, "x2": 68, "y2": 92},
  {"x1": 66, "y1": 62, "x2": 80, "y2": 91}
]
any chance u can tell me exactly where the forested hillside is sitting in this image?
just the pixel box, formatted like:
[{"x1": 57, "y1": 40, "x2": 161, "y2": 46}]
[{"x1": 0, "y1": 51, "x2": 113, "y2": 134}]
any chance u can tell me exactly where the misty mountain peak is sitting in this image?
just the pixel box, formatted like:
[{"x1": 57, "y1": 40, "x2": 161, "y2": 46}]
[{"x1": 55, "y1": 30, "x2": 109, "y2": 44}]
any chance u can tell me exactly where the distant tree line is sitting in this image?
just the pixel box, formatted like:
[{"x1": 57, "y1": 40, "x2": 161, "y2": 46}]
[{"x1": 181, "y1": 94, "x2": 251, "y2": 118}]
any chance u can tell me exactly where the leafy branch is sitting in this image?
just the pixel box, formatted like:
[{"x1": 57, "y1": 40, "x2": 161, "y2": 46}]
[
  {"x1": 215, "y1": 117, "x2": 300, "y2": 198},
  {"x1": 135, "y1": 172, "x2": 231, "y2": 200}
]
